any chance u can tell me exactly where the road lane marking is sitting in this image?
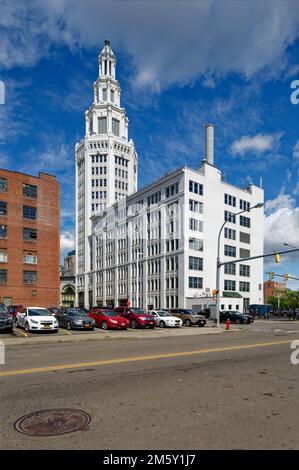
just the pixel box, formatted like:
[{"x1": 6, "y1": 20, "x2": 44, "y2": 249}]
[
  {"x1": 0, "y1": 339, "x2": 294, "y2": 378},
  {"x1": 16, "y1": 329, "x2": 28, "y2": 338}
]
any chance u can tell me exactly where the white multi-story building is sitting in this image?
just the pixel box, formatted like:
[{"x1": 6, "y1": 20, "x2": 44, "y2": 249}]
[
  {"x1": 75, "y1": 40, "x2": 138, "y2": 307},
  {"x1": 89, "y1": 125, "x2": 264, "y2": 312}
]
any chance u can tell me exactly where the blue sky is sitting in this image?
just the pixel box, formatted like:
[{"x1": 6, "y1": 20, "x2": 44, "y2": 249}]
[{"x1": 0, "y1": 0, "x2": 298, "y2": 289}]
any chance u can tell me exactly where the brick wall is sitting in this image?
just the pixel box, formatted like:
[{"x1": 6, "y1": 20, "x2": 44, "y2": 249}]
[{"x1": 0, "y1": 169, "x2": 60, "y2": 307}]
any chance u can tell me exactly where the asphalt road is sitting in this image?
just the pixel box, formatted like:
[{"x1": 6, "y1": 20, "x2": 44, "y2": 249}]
[{"x1": 1, "y1": 322, "x2": 299, "y2": 450}]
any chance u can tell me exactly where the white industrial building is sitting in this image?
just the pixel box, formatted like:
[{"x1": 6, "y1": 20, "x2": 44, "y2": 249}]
[{"x1": 76, "y1": 41, "x2": 264, "y2": 312}]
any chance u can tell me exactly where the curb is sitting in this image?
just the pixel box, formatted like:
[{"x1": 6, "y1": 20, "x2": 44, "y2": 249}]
[{"x1": 1, "y1": 327, "x2": 227, "y2": 348}]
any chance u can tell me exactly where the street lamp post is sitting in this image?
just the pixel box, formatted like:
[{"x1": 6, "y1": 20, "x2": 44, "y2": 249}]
[{"x1": 215, "y1": 202, "x2": 264, "y2": 327}]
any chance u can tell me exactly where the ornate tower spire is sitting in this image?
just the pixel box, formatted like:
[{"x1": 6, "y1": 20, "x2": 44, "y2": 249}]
[{"x1": 98, "y1": 39, "x2": 116, "y2": 79}]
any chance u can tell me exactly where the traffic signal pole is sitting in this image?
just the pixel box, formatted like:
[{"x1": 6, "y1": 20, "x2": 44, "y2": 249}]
[
  {"x1": 215, "y1": 247, "x2": 299, "y2": 327},
  {"x1": 265, "y1": 272, "x2": 299, "y2": 281}
]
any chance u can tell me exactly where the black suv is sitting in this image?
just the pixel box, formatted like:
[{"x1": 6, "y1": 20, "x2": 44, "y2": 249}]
[
  {"x1": 220, "y1": 311, "x2": 253, "y2": 324},
  {"x1": 0, "y1": 303, "x2": 14, "y2": 333}
]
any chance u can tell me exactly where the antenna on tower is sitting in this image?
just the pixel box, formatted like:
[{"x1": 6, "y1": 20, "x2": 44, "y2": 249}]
[{"x1": 260, "y1": 177, "x2": 263, "y2": 188}]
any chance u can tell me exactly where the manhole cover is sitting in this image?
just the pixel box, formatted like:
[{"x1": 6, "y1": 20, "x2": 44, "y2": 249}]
[{"x1": 14, "y1": 409, "x2": 91, "y2": 436}]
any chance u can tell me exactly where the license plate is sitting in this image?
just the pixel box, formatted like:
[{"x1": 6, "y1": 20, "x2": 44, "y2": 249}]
[
  {"x1": 43, "y1": 325, "x2": 50, "y2": 329},
  {"x1": 121, "y1": 323, "x2": 125, "y2": 327}
]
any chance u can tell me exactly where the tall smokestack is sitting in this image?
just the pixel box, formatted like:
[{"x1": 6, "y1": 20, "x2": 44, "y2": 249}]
[{"x1": 205, "y1": 124, "x2": 215, "y2": 165}]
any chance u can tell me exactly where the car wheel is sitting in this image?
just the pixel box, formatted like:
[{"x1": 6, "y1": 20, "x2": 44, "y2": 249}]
[
  {"x1": 7, "y1": 327, "x2": 13, "y2": 333},
  {"x1": 91, "y1": 327, "x2": 94, "y2": 331},
  {"x1": 131, "y1": 319, "x2": 138, "y2": 329},
  {"x1": 159, "y1": 321, "x2": 166, "y2": 328},
  {"x1": 184, "y1": 319, "x2": 192, "y2": 327},
  {"x1": 67, "y1": 321, "x2": 72, "y2": 330},
  {"x1": 101, "y1": 321, "x2": 108, "y2": 330},
  {"x1": 25, "y1": 323, "x2": 30, "y2": 333}
]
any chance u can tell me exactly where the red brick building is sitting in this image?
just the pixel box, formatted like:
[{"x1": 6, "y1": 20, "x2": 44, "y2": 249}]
[
  {"x1": 0, "y1": 169, "x2": 60, "y2": 307},
  {"x1": 263, "y1": 280, "x2": 286, "y2": 304}
]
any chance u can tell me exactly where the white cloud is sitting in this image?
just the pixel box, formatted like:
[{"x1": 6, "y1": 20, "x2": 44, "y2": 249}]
[
  {"x1": 293, "y1": 140, "x2": 299, "y2": 159},
  {"x1": 1, "y1": 0, "x2": 299, "y2": 91},
  {"x1": 264, "y1": 193, "x2": 299, "y2": 266},
  {"x1": 60, "y1": 230, "x2": 75, "y2": 255},
  {"x1": 231, "y1": 133, "x2": 282, "y2": 156},
  {"x1": 265, "y1": 192, "x2": 295, "y2": 213}
]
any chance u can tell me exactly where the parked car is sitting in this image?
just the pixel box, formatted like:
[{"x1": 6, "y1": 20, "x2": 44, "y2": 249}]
[
  {"x1": 47, "y1": 306, "x2": 61, "y2": 315},
  {"x1": 220, "y1": 311, "x2": 253, "y2": 324},
  {"x1": 55, "y1": 308, "x2": 95, "y2": 330},
  {"x1": 149, "y1": 310, "x2": 183, "y2": 328},
  {"x1": 0, "y1": 303, "x2": 14, "y2": 333},
  {"x1": 16, "y1": 307, "x2": 59, "y2": 333},
  {"x1": 114, "y1": 307, "x2": 156, "y2": 329},
  {"x1": 169, "y1": 308, "x2": 206, "y2": 327},
  {"x1": 88, "y1": 309, "x2": 130, "y2": 330}
]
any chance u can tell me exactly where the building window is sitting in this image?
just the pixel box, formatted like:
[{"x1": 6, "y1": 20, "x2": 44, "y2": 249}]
[
  {"x1": 102, "y1": 88, "x2": 107, "y2": 101},
  {"x1": 189, "y1": 238, "x2": 203, "y2": 251},
  {"x1": 0, "y1": 269, "x2": 7, "y2": 283},
  {"x1": 23, "y1": 251, "x2": 37, "y2": 264},
  {"x1": 240, "y1": 231, "x2": 251, "y2": 244},
  {"x1": 110, "y1": 89, "x2": 114, "y2": 103},
  {"x1": 189, "y1": 218, "x2": 203, "y2": 232},
  {"x1": 240, "y1": 199, "x2": 250, "y2": 211},
  {"x1": 23, "y1": 270, "x2": 37, "y2": 284},
  {"x1": 0, "y1": 201, "x2": 7, "y2": 215},
  {"x1": 112, "y1": 118, "x2": 120, "y2": 137},
  {"x1": 224, "y1": 245, "x2": 236, "y2": 257},
  {"x1": 23, "y1": 184, "x2": 37, "y2": 198},
  {"x1": 240, "y1": 215, "x2": 251, "y2": 228},
  {"x1": 224, "y1": 280, "x2": 236, "y2": 291},
  {"x1": 224, "y1": 194, "x2": 236, "y2": 207},
  {"x1": 189, "y1": 180, "x2": 203, "y2": 195},
  {"x1": 165, "y1": 183, "x2": 179, "y2": 198},
  {"x1": 189, "y1": 256, "x2": 203, "y2": 271},
  {"x1": 189, "y1": 199, "x2": 203, "y2": 213},
  {"x1": 23, "y1": 228, "x2": 37, "y2": 242},
  {"x1": 243, "y1": 298, "x2": 250, "y2": 311},
  {"x1": 240, "y1": 264, "x2": 250, "y2": 277},
  {"x1": 0, "y1": 249, "x2": 7, "y2": 263},
  {"x1": 240, "y1": 248, "x2": 250, "y2": 258},
  {"x1": 189, "y1": 277, "x2": 203, "y2": 289},
  {"x1": 0, "y1": 225, "x2": 7, "y2": 239},
  {"x1": 0, "y1": 178, "x2": 7, "y2": 192},
  {"x1": 224, "y1": 263, "x2": 236, "y2": 275},
  {"x1": 224, "y1": 227, "x2": 236, "y2": 240},
  {"x1": 23, "y1": 205, "x2": 37, "y2": 220},
  {"x1": 98, "y1": 117, "x2": 107, "y2": 134},
  {"x1": 224, "y1": 210, "x2": 236, "y2": 223},
  {"x1": 240, "y1": 281, "x2": 250, "y2": 292}
]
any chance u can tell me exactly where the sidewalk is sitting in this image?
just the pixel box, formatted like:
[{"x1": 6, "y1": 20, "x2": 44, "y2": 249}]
[{"x1": 0, "y1": 325, "x2": 237, "y2": 347}]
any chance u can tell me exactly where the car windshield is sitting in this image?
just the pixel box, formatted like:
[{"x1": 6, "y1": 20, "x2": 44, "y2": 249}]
[
  {"x1": 184, "y1": 310, "x2": 196, "y2": 315},
  {"x1": 0, "y1": 304, "x2": 7, "y2": 313},
  {"x1": 28, "y1": 308, "x2": 52, "y2": 317},
  {"x1": 156, "y1": 311, "x2": 171, "y2": 317},
  {"x1": 102, "y1": 311, "x2": 118, "y2": 317},
  {"x1": 131, "y1": 308, "x2": 147, "y2": 314},
  {"x1": 67, "y1": 309, "x2": 87, "y2": 317}
]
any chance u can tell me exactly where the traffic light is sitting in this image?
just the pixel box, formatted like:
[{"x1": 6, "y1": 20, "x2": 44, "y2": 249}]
[
  {"x1": 270, "y1": 271, "x2": 275, "y2": 280},
  {"x1": 275, "y1": 254, "x2": 281, "y2": 264},
  {"x1": 283, "y1": 273, "x2": 289, "y2": 281}
]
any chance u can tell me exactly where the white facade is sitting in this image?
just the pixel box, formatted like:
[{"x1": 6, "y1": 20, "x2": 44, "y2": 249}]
[
  {"x1": 90, "y1": 151, "x2": 264, "y2": 312},
  {"x1": 75, "y1": 40, "x2": 138, "y2": 307}
]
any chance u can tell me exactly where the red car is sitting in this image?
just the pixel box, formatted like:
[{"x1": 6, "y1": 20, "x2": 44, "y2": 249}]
[
  {"x1": 88, "y1": 309, "x2": 129, "y2": 330},
  {"x1": 114, "y1": 307, "x2": 156, "y2": 329}
]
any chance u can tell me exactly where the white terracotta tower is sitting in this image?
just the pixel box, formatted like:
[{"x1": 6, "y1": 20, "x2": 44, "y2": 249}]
[{"x1": 75, "y1": 40, "x2": 138, "y2": 308}]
